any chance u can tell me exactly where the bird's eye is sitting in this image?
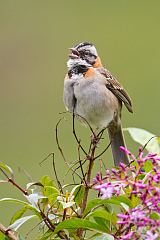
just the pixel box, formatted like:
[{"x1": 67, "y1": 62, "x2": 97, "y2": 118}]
[
  {"x1": 79, "y1": 65, "x2": 87, "y2": 70},
  {"x1": 84, "y1": 50, "x2": 96, "y2": 59}
]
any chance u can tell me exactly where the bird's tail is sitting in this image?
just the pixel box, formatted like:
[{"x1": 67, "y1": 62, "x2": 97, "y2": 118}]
[{"x1": 108, "y1": 124, "x2": 129, "y2": 166}]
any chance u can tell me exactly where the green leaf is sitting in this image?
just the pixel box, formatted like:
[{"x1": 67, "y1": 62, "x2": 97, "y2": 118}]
[
  {"x1": 120, "y1": 203, "x2": 129, "y2": 211},
  {"x1": 71, "y1": 184, "x2": 85, "y2": 205},
  {"x1": 41, "y1": 175, "x2": 55, "y2": 187},
  {"x1": 39, "y1": 229, "x2": 53, "y2": 240},
  {"x1": 83, "y1": 199, "x2": 104, "y2": 216},
  {"x1": 105, "y1": 196, "x2": 132, "y2": 207},
  {"x1": 150, "y1": 212, "x2": 160, "y2": 220},
  {"x1": 0, "y1": 162, "x2": 14, "y2": 179},
  {"x1": 43, "y1": 186, "x2": 59, "y2": 203},
  {"x1": 10, "y1": 206, "x2": 29, "y2": 224},
  {"x1": 93, "y1": 217, "x2": 110, "y2": 232},
  {"x1": 26, "y1": 182, "x2": 43, "y2": 190},
  {"x1": 86, "y1": 209, "x2": 117, "y2": 225},
  {"x1": 44, "y1": 186, "x2": 59, "y2": 196},
  {"x1": 131, "y1": 194, "x2": 140, "y2": 207},
  {"x1": 0, "y1": 197, "x2": 41, "y2": 218},
  {"x1": 8, "y1": 215, "x2": 37, "y2": 231},
  {"x1": 143, "y1": 160, "x2": 153, "y2": 172},
  {"x1": 124, "y1": 128, "x2": 160, "y2": 154},
  {"x1": 0, "y1": 232, "x2": 8, "y2": 240},
  {"x1": 0, "y1": 198, "x2": 28, "y2": 205},
  {"x1": 84, "y1": 196, "x2": 132, "y2": 216},
  {"x1": 54, "y1": 219, "x2": 108, "y2": 234}
]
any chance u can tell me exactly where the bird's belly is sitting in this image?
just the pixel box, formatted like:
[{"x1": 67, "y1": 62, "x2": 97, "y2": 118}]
[{"x1": 74, "y1": 81, "x2": 118, "y2": 128}]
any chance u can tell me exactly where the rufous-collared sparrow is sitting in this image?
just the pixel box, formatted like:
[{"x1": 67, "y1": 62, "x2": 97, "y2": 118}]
[{"x1": 63, "y1": 42, "x2": 133, "y2": 166}]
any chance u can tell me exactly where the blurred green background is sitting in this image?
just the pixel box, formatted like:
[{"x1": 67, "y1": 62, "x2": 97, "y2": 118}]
[{"x1": 0, "y1": 0, "x2": 160, "y2": 237}]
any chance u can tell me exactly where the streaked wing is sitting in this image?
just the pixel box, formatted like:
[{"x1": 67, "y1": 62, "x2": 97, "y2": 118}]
[{"x1": 99, "y1": 68, "x2": 133, "y2": 113}]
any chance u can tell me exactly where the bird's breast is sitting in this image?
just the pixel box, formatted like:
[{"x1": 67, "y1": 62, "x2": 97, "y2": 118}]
[{"x1": 73, "y1": 76, "x2": 119, "y2": 128}]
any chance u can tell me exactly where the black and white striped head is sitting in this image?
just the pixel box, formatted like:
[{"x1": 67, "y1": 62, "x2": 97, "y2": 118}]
[{"x1": 67, "y1": 42, "x2": 102, "y2": 69}]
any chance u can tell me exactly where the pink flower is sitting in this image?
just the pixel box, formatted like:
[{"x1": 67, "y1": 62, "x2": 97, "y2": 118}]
[
  {"x1": 119, "y1": 162, "x2": 126, "y2": 171},
  {"x1": 134, "y1": 182, "x2": 147, "y2": 189},
  {"x1": 117, "y1": 214, "x2": 129, "y2": 219},
  {"x1": 93, "y1": 172, "x2": 102, "y2": 183},
  {"x1": 100, "y1": 186, "x2": 114, "y2": 199},
  {"x1": 146, "y1": 230, "x2": 158, "y2": 240},
  {"x1": 130, "y1": 209, "x2": 145, "y2": 222},
  {"x1": 119, "y1": 231, "x2": 135, "y2": 239},
  {"x1": 94, "y1": 148, "x2": 160, "y2": 239},
  {"x1": 119, "y1": 146, "x2": 131, "y2": 155},
  {"x1": 95, "y1": 183, "x2": 114, "y2": 199}
]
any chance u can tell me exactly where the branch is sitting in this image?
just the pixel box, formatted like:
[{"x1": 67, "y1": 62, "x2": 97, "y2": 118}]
[
  {"x1": 77, "y1": 132, "x2": 103, "y2": 238},
  {"x1": 0, "y1": 167, "x2": 28, "y2": 196},
  {"x1": 0, "y1": 223, "x2": 18, "y2": 240},
  {"x1": 38, "y1": 204, "x2": 69, "y2": 240},
  {"x1": 72, "y1": 113, "x2": 88, "y2": 155},
  {"x1": 56, "y1": 118, "x2": 82, "y2": 180}
]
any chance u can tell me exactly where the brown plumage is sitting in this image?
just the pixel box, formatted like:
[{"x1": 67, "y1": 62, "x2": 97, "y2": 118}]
[{"x1": 98, "y1": 68, "x2": 133, "y2": 113}]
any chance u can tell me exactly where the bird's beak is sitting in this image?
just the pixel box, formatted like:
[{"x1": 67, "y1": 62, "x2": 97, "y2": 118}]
[{"x1": 69, "y1": 48, "x2": 80, "y2": 59}]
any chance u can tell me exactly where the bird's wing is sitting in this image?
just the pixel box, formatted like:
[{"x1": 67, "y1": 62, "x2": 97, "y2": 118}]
[
  {"x1": 98, "y1": 68, "x2": 133, "y2": 113},
  {"x1": 63, "y1": 74, "x2": 77, "y2": 112}
]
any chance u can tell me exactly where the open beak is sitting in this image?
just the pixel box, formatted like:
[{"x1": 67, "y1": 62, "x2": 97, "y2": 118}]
[{"x1": 69, "y1": 48, "x2": 80, "y2": 59}]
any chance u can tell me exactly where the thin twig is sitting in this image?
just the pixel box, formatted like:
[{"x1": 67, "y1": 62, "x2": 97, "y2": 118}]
[
  {"x1": 56, "y1": 118, "x2": 69, "y2": 165},
  {"x1": 72, "y1": 113, "x2": 88, "y2": 155},
  {"x1": 25, "y1": 219, "x2": 44, "y2": 239},
  {"x1": 64, "y1": 160, "x2": 84, "y2": 178},
  {"x1": 70, "y1": 159, "x2": 87, "y2": 177},
  {"x1": 39, "y1": 152, "x2": 64, "y2": 193},
  {"x1": 69, "y1": 165, "x2": 83, "y2": 182},
  {"x1": 87, "y1": 140, "x2": 92, "y2": 156},
  {"x1": 77, "y1": 133, "x2": 99, "y2": 238},
  {"x1": 52, "y1": 153, "x2": 63, "y2": 194},
  {"x1": 39, "y1": 206, "x2": 55, "y2": 231},
  {"x1": 94, "y1": 141, "x2": 112, "y2": 160},
  {"x1": 8, "y1": 178, "x2": 28, "y2": 195},
  {"x1": 0, "y1": 167, "x2": 11, "y2": 179},
  {"x1": 0, "y1": 223, "x2": 18, "y2": 240},
  {"x1": 70, "y1": 206, "x2": 80, "y2": 217},
  {"x1": 127, "y1": 135, "x2": 160, "y2": 167},
  {"x1": 18, "y1": 167, "x2": 33, "y2": 183},
  {"x1": 0, "y1": 167, "x2": 28, "y2": 196},
  {"x1": 140, "y1": 135, "x2": 158, "y2": 153},
  {"x1": 56, "y1": 118, "x2": 82, "y2": 181},
  {"x1": 62, "y1": 208, "x2": 67, "y2": 221},
  {"x1": 39, "y1": 152, "x2": 54, "y2": 166},
  {"x1": 74, "y1": 112, "x2": 95, "y2": 135},
  {"x1": 100, "y1": 158, "x2": 107, "y2": 170},
  {"x1": 97, "y1": 127, "x2": 106, "y2": 137},
  {"x1": 38, "y1": 204, "x2": 69, "y2": 239},
  {"x1": 77, "y1": 142, "x2": 87, "y2": 184}
]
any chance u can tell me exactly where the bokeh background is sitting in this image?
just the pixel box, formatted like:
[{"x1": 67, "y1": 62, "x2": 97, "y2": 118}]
[{"x1": 0, "y1": 0, "x2": 160, "y2": 238}]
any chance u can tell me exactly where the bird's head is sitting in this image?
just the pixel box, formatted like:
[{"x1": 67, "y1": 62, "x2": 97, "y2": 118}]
[{"x1": 67, "y1": 42, "x2": 102, "y2": 70}]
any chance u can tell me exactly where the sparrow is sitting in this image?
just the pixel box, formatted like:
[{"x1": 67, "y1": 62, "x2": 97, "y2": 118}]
[{"x1": 63, "y1": 42, "x2": 133, "y2": 166}]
